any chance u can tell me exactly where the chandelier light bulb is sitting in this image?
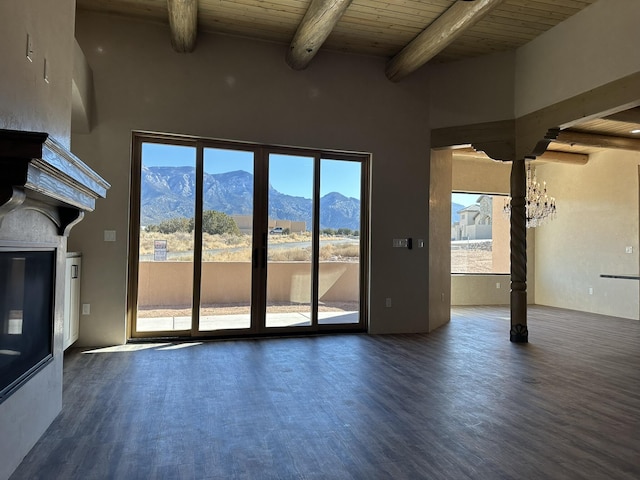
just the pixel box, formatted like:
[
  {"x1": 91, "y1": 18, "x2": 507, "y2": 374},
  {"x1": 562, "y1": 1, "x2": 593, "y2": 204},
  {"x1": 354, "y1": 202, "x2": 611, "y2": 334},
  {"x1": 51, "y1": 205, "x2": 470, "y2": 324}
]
[{"x1": 503, "y1": 164, "x2": 556, "y2": 228}]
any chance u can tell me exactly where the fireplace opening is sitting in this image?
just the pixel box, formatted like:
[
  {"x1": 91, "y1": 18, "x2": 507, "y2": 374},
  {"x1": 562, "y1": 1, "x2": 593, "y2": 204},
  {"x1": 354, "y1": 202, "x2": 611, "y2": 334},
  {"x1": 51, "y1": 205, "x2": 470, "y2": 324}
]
[{"x1": 0, "y1": 249, "x2": 55, "y2": 403}]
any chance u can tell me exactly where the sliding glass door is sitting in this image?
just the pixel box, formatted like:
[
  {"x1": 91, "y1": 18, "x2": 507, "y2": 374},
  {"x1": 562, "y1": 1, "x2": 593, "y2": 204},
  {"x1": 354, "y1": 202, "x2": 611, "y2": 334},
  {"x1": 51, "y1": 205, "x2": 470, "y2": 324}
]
[
  {"x1": 129, "y1": 134, "x2": 368, "y2": 338},
  {"x1": 265, "y1": 153, "x2": 315, "y2": 328},
  {"x1": 198, "y1": 147, "x2": 255, "y2": 333},
  {"x1": 134, "y1": 142, "x2": 196, "y2": 334},
  {"x1": 318, "y1": 158, "x2": 362, "y2": 325}
]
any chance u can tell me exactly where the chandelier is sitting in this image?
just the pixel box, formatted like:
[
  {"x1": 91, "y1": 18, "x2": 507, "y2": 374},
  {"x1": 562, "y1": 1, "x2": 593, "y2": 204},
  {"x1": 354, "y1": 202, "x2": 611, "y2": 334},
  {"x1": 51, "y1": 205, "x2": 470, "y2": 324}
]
[{"x1": 503, "y1": 164, "x2": 557, "y2": 228}]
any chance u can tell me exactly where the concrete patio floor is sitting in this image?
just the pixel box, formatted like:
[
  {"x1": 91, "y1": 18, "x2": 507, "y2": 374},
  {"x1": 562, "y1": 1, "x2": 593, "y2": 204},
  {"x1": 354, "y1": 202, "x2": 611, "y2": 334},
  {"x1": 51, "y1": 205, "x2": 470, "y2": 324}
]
[{"x1": 137, "y1": 310, "x2": 359, "y2": 332}]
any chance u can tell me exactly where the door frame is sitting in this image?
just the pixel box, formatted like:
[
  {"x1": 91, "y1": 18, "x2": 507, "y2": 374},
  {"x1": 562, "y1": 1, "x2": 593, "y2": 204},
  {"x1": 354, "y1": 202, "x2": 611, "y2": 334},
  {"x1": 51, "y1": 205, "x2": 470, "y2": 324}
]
[{"x1": 127, "y1": 131, "x2": 370, "y2": 339}]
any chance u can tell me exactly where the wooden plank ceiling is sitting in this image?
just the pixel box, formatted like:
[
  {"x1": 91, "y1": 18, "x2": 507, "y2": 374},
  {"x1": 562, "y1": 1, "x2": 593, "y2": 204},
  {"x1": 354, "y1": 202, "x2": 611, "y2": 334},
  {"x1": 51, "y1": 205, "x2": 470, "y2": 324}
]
[
  {"x1": 76, "y1": 0, "x2": 640, "y2": 160},
  {"x1": 76, "y1": 0, "x2": 598, "y2": 78},
  {"x1": 544, "y1": 107, "x2": 640, "y2": 158}
]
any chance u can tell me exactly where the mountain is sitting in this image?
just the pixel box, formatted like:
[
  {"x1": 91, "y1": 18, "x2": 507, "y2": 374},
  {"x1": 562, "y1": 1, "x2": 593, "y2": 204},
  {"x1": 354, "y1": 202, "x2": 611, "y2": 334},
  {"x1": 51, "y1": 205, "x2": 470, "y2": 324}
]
[
  {"x1": 141, "y1": 166, "x2": 360, "y2": 230},
  {"x1": 320, "y1": 192, "x2": 361, "y2": 231}
]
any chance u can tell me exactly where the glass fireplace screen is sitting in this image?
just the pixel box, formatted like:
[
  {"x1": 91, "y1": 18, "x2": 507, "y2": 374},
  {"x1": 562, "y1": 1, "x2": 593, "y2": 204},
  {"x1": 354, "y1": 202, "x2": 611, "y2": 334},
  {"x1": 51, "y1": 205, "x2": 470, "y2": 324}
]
[{"x1": 0, "y1": 249, "x2": 55, "y2": 402}]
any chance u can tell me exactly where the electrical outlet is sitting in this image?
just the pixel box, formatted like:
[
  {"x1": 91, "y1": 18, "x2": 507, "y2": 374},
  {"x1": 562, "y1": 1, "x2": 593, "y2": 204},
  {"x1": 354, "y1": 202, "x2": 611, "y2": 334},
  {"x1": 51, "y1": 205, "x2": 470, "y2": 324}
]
[
  {"x1": 104, "y1": 230, "x2": 116, "y2": 242},
  {"x1": 82, "y1": 304, "x2": 90, "y2": 315},
  {"x1": 385, "y1": 298, "x2": 392, "y2": 308},
  {"x1": 496, "y1": 282, "x2": 501, "y2": 289},
  {"x1": 588, "y1": 287, "x2": 593, "y2": 295}
]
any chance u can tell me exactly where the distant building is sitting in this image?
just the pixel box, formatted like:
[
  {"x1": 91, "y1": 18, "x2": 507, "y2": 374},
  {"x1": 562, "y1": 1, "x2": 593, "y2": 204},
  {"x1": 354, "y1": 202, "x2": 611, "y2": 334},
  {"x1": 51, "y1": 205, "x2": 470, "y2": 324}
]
[
  {"x1": 451, "y1": 195, "x2": 492, "y2": 241},
  {"x1": 232, "y1": 215, "x2": 306, "y2": 235}
]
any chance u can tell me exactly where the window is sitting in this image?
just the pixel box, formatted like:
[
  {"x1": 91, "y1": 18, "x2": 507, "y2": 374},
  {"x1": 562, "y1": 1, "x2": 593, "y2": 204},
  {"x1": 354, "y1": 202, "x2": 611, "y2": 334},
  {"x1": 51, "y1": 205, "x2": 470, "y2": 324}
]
[{"x1": 451, "y1": 192, "x2": 509, "y2": 274}]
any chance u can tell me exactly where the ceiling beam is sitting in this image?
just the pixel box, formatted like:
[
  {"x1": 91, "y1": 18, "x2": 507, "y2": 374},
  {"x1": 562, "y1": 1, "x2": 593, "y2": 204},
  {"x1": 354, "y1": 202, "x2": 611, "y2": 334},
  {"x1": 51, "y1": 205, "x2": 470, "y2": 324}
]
[
  {"x1": 385, "y1": 0, "x2": 504, "y2": 82},
  {"x1": 555, "y1": 130, "x2": 640, "y2": 151},
  {"x1": 167, "y1": 0, "x2": 198, "y2": 53},
  {"x1": 286, "y1": 0, "x2": 353, "y2": 70},
  {"x1": 452, "y1": 148, "x2": 588, "y2": 165}
]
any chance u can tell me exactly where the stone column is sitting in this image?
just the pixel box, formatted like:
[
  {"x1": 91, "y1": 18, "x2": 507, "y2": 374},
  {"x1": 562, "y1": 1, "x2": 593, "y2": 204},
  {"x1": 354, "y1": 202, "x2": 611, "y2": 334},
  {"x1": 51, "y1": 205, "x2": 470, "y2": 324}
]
[{"x1": 510, "y1": 157, "x2": 528, "y2": 342}]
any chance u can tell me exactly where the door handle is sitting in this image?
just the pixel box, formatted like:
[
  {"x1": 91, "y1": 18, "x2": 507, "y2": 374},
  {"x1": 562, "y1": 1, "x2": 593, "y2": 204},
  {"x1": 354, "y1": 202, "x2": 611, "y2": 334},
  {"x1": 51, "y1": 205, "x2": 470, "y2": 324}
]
[{"x1": 262, "y1": 232, "x2": 267, "y2": 269}]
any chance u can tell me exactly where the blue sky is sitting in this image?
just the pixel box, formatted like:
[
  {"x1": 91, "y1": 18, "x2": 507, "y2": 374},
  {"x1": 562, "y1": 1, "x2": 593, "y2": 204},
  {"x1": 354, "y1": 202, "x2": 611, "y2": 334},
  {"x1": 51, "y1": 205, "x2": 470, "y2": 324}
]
[
  {"x1": 452, "y1": 192, "x2": 507, "y2": 206},
  {"x1": 142, "y1": 143, "x2": 361, "y2": 199},
  {"x1": 452, "y1": 192, "x2": 479, "y2": 206}
]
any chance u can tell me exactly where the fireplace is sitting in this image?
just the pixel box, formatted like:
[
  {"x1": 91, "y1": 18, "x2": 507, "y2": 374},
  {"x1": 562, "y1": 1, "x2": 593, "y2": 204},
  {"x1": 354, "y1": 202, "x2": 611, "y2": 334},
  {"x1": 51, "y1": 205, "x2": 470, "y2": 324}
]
[
  {"x1": 0, "y1": 249, "x2": 56, "y2": 402},
  {"x1": 0, "y1": 128, "x2": 108, "y2": 407}
]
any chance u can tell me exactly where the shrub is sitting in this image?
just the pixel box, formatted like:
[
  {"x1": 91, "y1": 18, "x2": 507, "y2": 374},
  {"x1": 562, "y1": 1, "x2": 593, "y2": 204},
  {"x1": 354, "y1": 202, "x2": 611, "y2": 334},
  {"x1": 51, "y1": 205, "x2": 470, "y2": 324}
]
[
  {"x1": 201, "y1": 210, "x2": 240, "y2": 235},
  {"x1": 146, "y1": 216, "x2": 191, "y2": 234},
  {"x1": 146, "y1": 210, "x2": 240, "y2": 236}
]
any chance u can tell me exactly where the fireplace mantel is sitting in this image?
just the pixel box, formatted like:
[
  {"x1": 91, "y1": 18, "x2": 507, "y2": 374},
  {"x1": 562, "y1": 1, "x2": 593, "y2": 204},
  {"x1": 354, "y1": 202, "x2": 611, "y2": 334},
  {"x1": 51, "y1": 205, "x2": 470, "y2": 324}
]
[{"x1": 0, "y1": 129, "x2": 109, "y2": 235}]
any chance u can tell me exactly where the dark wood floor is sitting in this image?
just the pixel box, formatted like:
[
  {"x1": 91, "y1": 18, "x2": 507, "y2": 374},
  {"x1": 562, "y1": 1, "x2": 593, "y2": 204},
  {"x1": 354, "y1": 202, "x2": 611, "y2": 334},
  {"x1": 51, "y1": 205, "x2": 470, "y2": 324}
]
[{"x1": 10, "y1": 306, "x2": 640, "y2": 479}]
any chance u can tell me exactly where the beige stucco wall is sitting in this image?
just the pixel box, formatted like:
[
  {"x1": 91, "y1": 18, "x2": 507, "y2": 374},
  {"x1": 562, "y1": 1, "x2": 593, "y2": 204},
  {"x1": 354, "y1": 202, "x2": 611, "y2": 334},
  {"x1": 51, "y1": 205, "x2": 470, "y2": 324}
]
[
  {"x1": 515, "y1": 0, "x2": 640, "y2": 117},
  {"x1": 0, "y1": 1, "x2": 76, "y2": 478},
  {"x1": 0, "y1": 0, "x2": 75, "y2": 148},
  {"x1": 138, "y1": 262, "x2": 358, "y2": 307},
  {"x1": 492, "y1": 198, "x2": 510, "y2": 273},
  {"x1": 429, "y1": 50, "x2": 515, "y2": 129},
  {"x1": 71, "y1": 40, "x2": 93, "y2": 134},
  {"x1": 71, "y1": 11, "x2": 433, "y2": 345},
  {"x1": 428, "y1": 149, "x2": 452, "y2": 331},
  {"x1": 535, "y1": 150, "x2": 640, "y2": 320}
]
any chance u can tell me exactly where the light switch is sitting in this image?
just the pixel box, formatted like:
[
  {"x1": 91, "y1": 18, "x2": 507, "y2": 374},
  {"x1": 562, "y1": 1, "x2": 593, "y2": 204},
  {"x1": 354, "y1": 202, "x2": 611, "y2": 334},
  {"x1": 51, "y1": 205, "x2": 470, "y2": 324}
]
[
  {"x1": 392, "y1": 238, "x2": 407, "y2": 248},
  {"x1": 104, "y1": 230, "x2": 116, "y2": 242}
]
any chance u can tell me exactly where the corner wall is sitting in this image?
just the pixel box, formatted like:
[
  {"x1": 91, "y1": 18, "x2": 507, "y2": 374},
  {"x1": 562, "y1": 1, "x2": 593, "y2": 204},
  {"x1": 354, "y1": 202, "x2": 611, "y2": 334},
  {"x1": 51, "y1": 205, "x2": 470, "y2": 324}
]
[
  {"x1": 515, "y1": 0, "x2": 640, "y2": 117},
  {"x1": 535, "y1": 151, "x2": 640, "y2": 320},
  {"x1": 428, "y1": 150, "x2": 452, "y2": 330}
]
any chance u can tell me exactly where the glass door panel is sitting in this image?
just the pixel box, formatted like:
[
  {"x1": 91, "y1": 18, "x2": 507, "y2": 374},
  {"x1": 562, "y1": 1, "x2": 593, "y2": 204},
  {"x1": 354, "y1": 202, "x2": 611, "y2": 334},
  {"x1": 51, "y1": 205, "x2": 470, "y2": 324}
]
[
  {"x1": 198, "y1": 148, "x2": 255, "y2": 332},
  {"x1": 136, "y1": 143, "x2": 196, "y2": 333},
  {"x1": 318, "y1": 159, "x2": 361, "y2": 325},
  {"x1": 265, "y1": 154, "x2": 315, "y2": 328}
]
